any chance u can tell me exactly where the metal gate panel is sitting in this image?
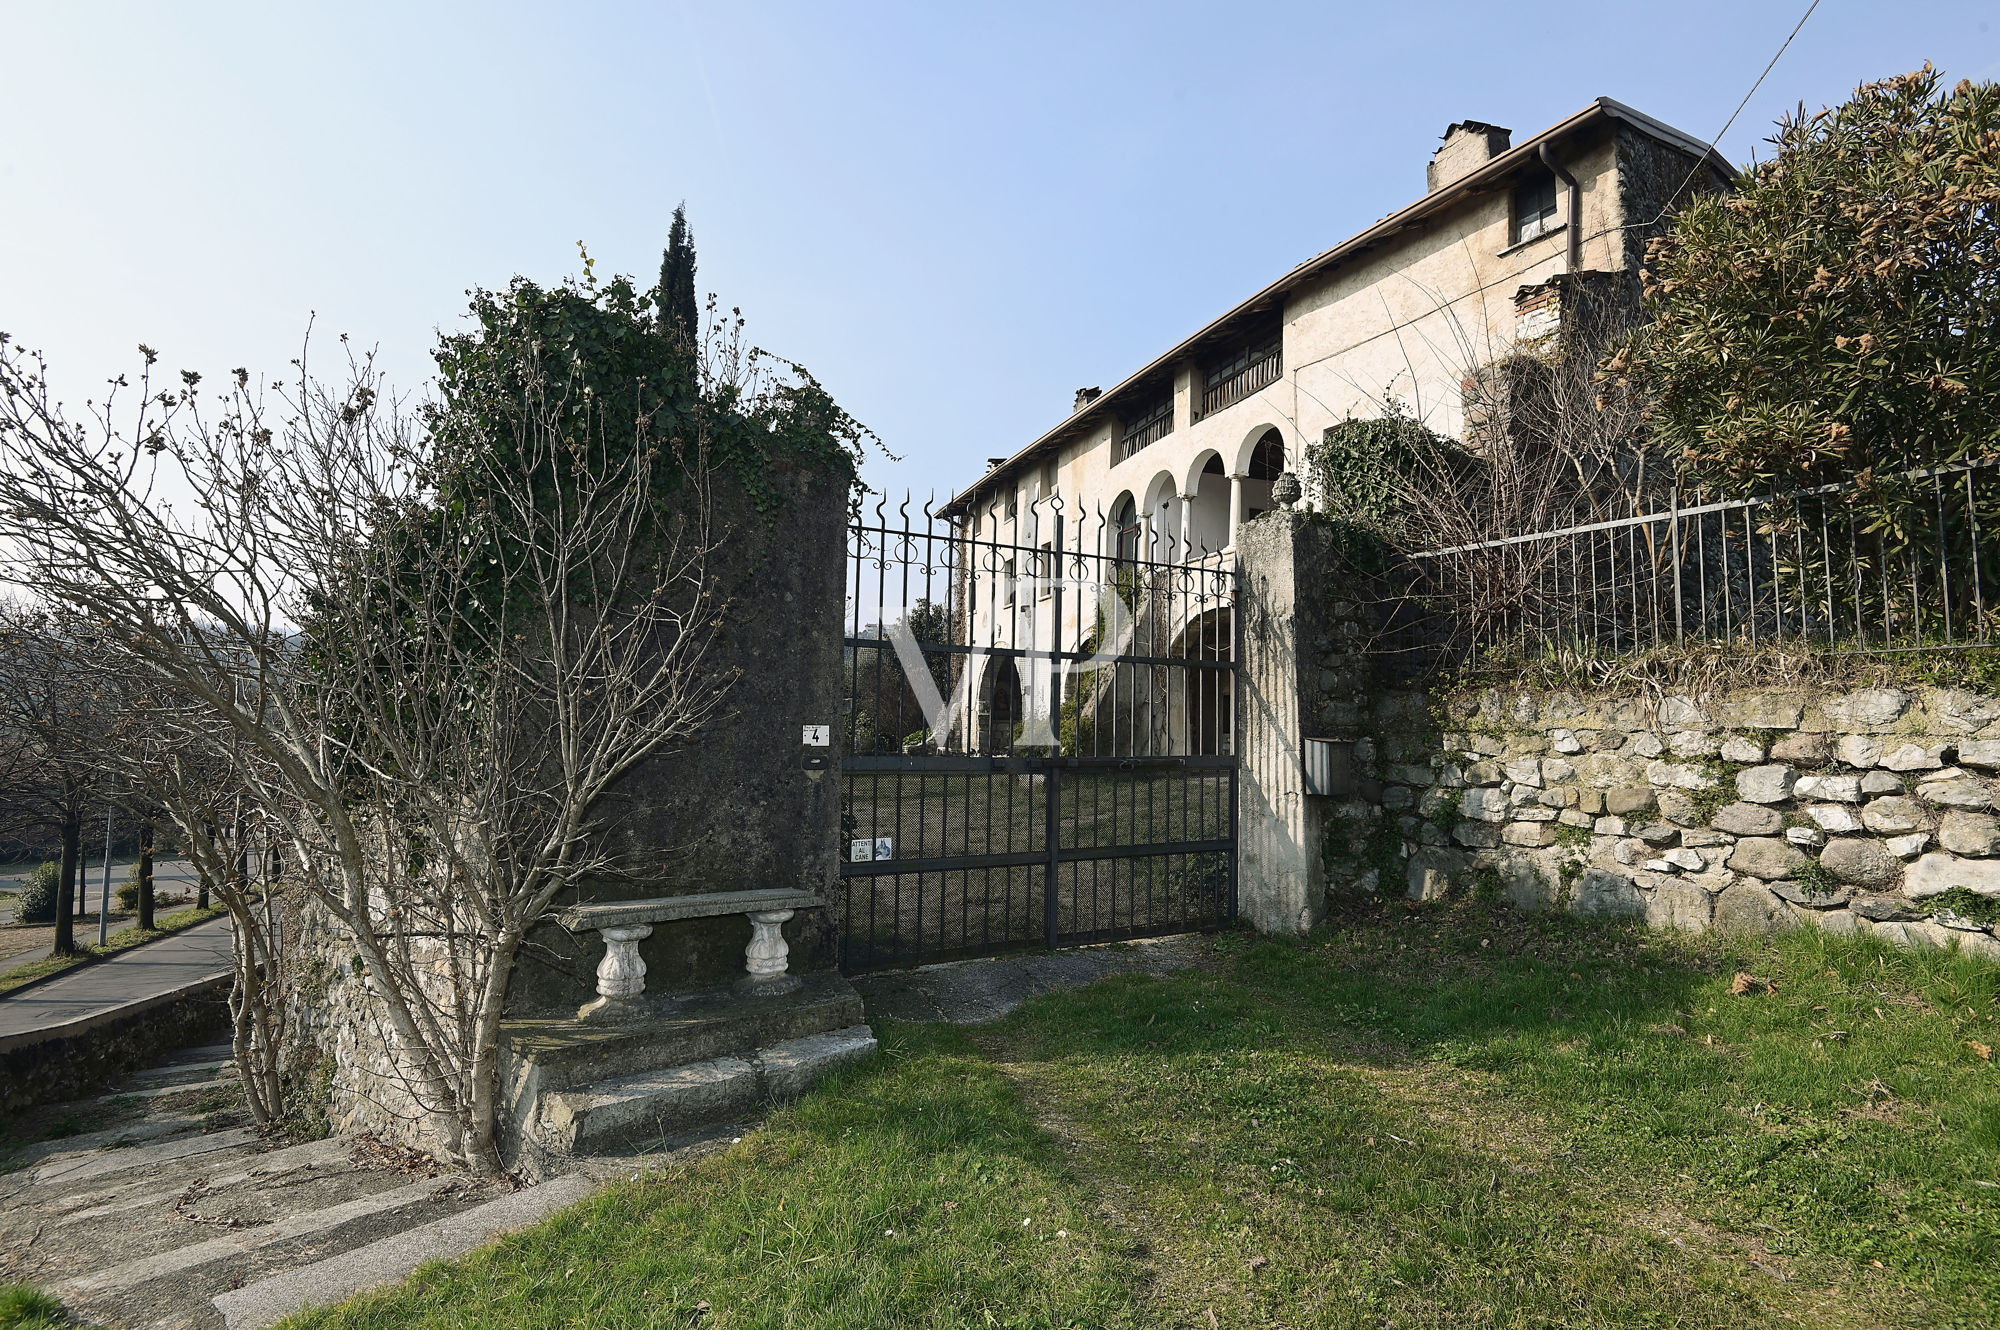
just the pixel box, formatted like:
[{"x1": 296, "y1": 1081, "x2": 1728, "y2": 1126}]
[{"x1": 839, "y1": 493, "x2": 1237, "y2": 973}]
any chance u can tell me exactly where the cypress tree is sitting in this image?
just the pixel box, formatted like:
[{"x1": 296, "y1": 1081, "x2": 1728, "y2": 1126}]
[{"x1": 658, "y1": 204, "x2": 699, "y2": 348}]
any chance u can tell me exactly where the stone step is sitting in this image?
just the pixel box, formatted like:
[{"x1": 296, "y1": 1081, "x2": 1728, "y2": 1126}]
[
  {"x1": 129, "y1": 1057, "x2": 234, "y2": 1080},
  {"x1": 100, "y1": 1073, "x2": 238, "y2": 1103},
  {"x1": 2, "y1": 1114, "x2": 207, "y2": 1171},
  {"x1": 31, "y1": 1127, "x2": 260, "y2": 1187},
  {"x1": 61, "y1": 1175, "x2": 454, "y2": 1296},
  {"x1": 54, "y1": 1136, "x2": 357, "y2": 1225},
  {"x1": 540, "y1": 1024, "x2": 876, "y2": 1157},
  {"x1": 211, "y1": 1173, "x2": 600, "y2": 1329},
  {"x1": 500, "y1": 970, "x2": 865, "y2": 1098}
]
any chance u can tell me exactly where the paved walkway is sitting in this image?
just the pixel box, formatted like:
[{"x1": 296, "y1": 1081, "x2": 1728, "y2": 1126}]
[
  {"x1": 0, "y1": 915, "x2": 235, "y2": 1038},
  {"x1": 852, "y1": 933, "x2": 1209, "y2": 1025},
  {"x1": 0, "y1": 859, "x2": 212, "y2": 977}
]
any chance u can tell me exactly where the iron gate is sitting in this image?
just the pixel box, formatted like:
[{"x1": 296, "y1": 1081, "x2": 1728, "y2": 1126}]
[{"x1": 839, "y1": 493, "x2": 1238, "y2": 972}]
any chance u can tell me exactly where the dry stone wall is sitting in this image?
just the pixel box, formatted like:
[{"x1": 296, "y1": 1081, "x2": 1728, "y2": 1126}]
[{"x1": 1322, "y1": 682, "x2": 2000, "y2": 960}]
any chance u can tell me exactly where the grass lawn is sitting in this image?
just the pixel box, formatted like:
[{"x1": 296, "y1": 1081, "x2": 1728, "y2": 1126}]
[
  {"x1": 0, "y1": 1283, "x2": 66, "y2": 1329},
  {"x1": 0, "y1": 905, "x2": 227, "y2": 998},
  {"x1": 285, "y1": 901, "x2": 1999, "y2": 1329}
]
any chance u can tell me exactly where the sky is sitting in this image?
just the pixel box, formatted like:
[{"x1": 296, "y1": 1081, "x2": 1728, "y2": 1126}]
[{"x1": 3, "y1": 1, "x2": 1997, "y2": 509}]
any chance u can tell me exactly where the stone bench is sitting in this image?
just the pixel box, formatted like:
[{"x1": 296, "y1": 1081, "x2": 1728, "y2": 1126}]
[{"x1": 557, "y1": 888, "x2": 825, "y2": 1022}]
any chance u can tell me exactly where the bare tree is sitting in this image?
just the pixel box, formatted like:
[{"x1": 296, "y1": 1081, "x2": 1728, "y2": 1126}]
[
  {"x1": 109, "y1": 690, "x2": 294, "y2": 1122},
  {"x1": 1306, "y1": 279, "x2": 1671, "y2": 663},
  {"x1": 0, "y1": 337, "x2": 732, "y2": 1171},
  {"x1": 0, "y1": 607, "x2": 116, "y2": 954}
]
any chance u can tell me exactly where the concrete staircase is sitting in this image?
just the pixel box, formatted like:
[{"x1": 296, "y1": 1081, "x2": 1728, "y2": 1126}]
[
  {"x1": 498, "y1": 970, "x2": 877, "y2": 1175},
  {"x1": 6, "y1": 975, "x2": 882, "y2": 1327}
]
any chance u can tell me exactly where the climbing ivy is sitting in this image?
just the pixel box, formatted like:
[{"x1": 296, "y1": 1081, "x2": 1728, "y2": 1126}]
[{"x1": 1304, "y1": 400, "x2": 1462, "y2": 539}]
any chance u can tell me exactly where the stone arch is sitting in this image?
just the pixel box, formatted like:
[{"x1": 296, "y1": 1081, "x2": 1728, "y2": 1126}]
[
  {"x1": 1108, "y1": 491, "x2": 1140, "y2": 563},
  {"x1": 1230, "y1": 424, "x2": 1287, "y2": 478},
  {"x1": 1181, "y1": 448, "x2": 1225, "y2": 498},
  {"x1": 1165, "y1": 606, "x2": 1235, "y2": 756},
  {"x1": 978, "y1": 653, "x2": 1022, "y2": 754}
]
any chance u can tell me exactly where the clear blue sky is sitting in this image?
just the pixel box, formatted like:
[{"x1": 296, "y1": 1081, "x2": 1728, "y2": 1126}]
[{"x1": 3, "y1": 2, "x2": 1996, "y2": 505}]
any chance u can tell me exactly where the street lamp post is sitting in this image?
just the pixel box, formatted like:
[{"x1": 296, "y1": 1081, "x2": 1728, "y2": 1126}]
[{"x1": 98, "y1": 805, "x2": 113, "y2": 946}]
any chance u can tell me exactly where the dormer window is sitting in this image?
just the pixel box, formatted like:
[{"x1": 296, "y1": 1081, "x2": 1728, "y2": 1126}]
[{"x1": 1514, "y1": 172, "x2": 1559, "y2": 243}]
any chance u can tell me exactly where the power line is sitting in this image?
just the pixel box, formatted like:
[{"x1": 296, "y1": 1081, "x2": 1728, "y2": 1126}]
[{"x1": 1646, "y1": 0, "x2": 1824, "y2": 224}]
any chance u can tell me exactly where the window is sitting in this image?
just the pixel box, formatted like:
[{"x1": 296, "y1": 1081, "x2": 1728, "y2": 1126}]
[
  {"x1": 1041, "y1": 458, "x2": 1059, "y2": 497},
  {"x1": 1514, "y1": 172, "x2": 1559, "y2": 243},
  {"x1": 1038, "y1": 542, "x2": 1054, "y2": 598},
  {"x1": 1003, "y1": 557, "x2": 1016, "y2": 607},
  {"x1": 1006, "y1": 487, "x2": 1018, "y2": 519}
]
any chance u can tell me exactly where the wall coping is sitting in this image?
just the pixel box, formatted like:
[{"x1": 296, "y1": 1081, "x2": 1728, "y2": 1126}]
[{"x1": 0, "y1": 972, "x2": 231, "y2": 1057}]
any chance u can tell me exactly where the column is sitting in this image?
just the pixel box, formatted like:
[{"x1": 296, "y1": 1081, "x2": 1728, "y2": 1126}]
[{"x1": 1228, "y1": 474, "x2": 1246, "y2": 549}]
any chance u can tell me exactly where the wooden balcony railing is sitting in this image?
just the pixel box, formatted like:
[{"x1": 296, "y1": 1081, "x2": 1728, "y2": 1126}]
[
  {"x1": 1118, "y1": 398, "x2": 1174, "y2": 462},
  {"x1": 1197, "y1": 337, "x2": 1281, "y2": 420}
]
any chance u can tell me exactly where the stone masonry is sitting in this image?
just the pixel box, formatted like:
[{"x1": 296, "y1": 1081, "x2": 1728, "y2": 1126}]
[{"x1": 1317, "y1": 682, "x2": 2000, "y2": 960}]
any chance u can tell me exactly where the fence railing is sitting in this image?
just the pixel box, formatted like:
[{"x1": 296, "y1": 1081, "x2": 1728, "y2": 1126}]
[{"x1": 1402, "y1": 459, "x2": 2000, "y2": 660}]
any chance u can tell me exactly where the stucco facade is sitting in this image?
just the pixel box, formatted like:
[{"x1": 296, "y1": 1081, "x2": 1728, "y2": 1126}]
[{"x1": 939, "y1": 98, "x2": 1729, "y2": 758}]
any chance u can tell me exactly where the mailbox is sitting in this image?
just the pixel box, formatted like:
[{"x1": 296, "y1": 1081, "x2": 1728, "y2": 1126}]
[{"x1": 1302, "y1": 738, "x2": 1353, "y2": 796}]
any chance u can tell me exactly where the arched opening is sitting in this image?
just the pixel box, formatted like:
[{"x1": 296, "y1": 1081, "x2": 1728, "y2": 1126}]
[
  {"x1": 1186, "y1": 453, "x2": 1229, "y2": 553},
  {"x1": 1179, "y1": 608, "x2": 1234, "y2": 756},
  {"x1": 1143, "y1": 470, "x2": 1181, "y2": 561},
  {"x1": 981, "y1": 655, "x2": 1021, "y2": 754},
  {"x1": 1111, "y1": 494, "x2": 1139, "y2": 565},
  {"x1": 1249, "y1": 429, "x2": 1284, "y2": 478},
  {"x1": 1240, "y1": 428, "x2": 1285, "y2": 523}
]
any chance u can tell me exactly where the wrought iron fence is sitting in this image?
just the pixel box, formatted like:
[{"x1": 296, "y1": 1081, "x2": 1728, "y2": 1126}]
[
  {"x1": 1403, "y1": 459, "x2": 2000, "y2": 660},
  {"x1": 838, "y1": 492, "x2": 1238, "y2": 971}
]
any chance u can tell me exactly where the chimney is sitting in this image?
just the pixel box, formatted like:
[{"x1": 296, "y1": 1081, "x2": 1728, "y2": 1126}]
[
  {"x1": 1073, "y1": 386, "x2": 1102, "y2": 413},
  {"x1": 1428, "y1": 120, "x2": 1512, "y2": 193}
]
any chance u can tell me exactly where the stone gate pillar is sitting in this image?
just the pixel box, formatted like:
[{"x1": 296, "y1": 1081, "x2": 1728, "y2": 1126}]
[{"x1": 1235, "y1": 513, "x2": 1332, "y2": 934}]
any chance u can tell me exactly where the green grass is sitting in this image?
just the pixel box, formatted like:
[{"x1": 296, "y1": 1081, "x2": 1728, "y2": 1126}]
[
  {"x1": 291, "y1": 1023, "x2": 1142, "y2": 1329},
  {"x1": 0, "y1": 904, "x2": 226, "y2": 997},
  {"x1": 0, "y1": 1284, "x2": 66, "y2": 1330},
  {"x1": 285, "y1": 904, "x2": 2000, "y2": 1329}
]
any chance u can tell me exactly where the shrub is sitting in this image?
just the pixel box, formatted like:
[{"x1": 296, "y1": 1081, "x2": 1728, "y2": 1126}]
[
  {"x1": 116, "y1": 863, "x2": 144, "y2": 912},
  {"x1": 1617, "y1": 68, "x2": 2000, "y2": 498},
  {"x1": 11, "y1": 862, "x2": 59, "y2": 924}
]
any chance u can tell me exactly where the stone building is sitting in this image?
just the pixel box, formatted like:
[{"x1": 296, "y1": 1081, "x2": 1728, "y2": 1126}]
[{"x1": 936, "y1": 99, "x2": 1729, "y2": 758}]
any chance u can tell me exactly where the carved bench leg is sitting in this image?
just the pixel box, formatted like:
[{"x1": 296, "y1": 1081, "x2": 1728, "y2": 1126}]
[
  {"x1": 734, "y1": 909, "x2": 803, "y2": 997},
  {"x1": 577, "y1": 923, "x2": 654, "y2": 1022}
]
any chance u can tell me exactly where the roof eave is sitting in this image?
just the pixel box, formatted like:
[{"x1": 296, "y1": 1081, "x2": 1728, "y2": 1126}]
[{"x1": 940, "y1": 98, "x2": 1732, "y2": 519}]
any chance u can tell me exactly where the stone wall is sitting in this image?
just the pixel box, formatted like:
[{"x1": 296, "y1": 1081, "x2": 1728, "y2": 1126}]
[
  {"x1": 1320, "y1": 681, "x2": 2000, "y2": 959},
  {"x1": 1, "y1": 977, "x2": 230, "y2": 1112},
  {"x1": 504, "y1": 460, "x2": 851, "y2": 1014},
  {"x1": 289, "y1": 456, "x2": 853, "y2": 1152}
]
